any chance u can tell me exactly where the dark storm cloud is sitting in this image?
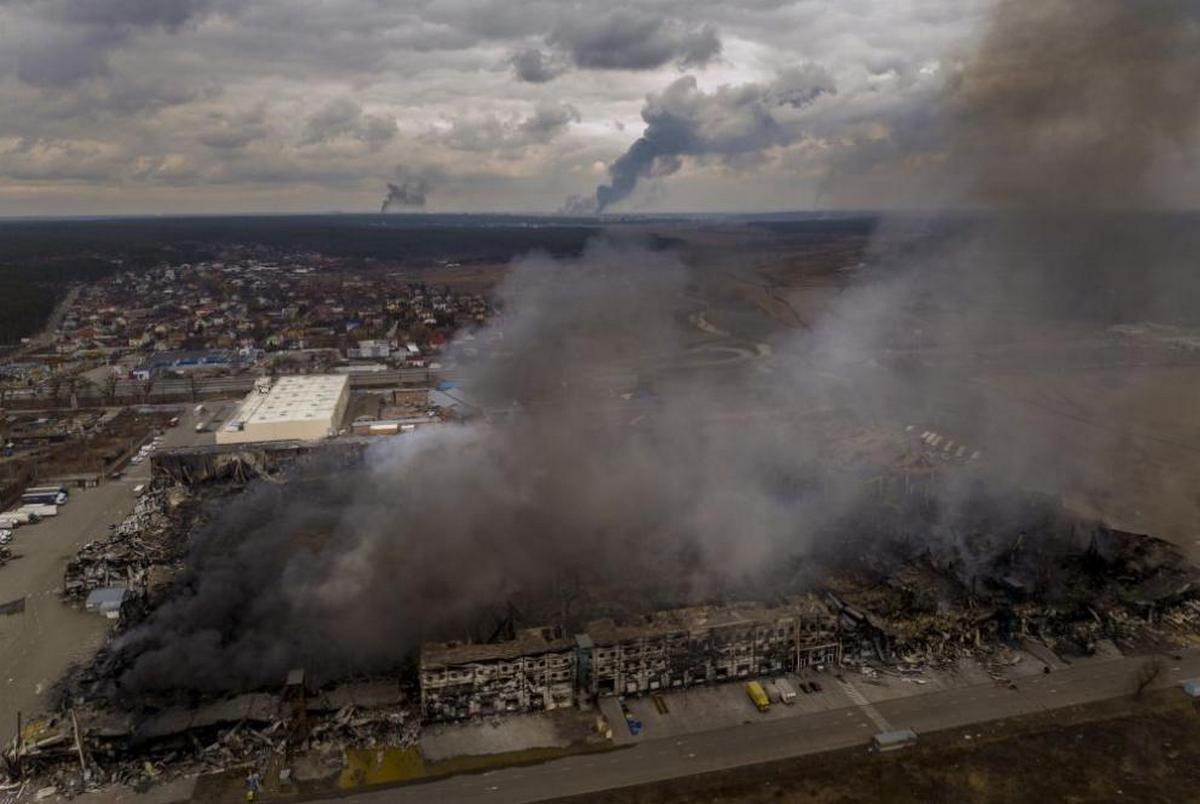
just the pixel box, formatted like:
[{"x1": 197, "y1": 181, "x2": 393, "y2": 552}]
[
  {"x1": 549, "y1": 10, "x2": 721, "y2": 70},
  {"x1": 592, "y1": 66, "x2": 835, "y2": 211}
]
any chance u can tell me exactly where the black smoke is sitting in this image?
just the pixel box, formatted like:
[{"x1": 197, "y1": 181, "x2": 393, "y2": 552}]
[
  {"x1": 380, "y1": 169, "x2": 432, "y2": 213},
  {"x1": 591, "y1": 67, "x2": 835, "y2": 212}
]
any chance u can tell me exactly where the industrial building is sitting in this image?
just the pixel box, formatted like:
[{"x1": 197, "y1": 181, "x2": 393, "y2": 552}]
[
  {"x1": 216, "y1": 374, "x2": 350, "y2": 445},
  {"x1": 418, "y1": 596, "x2": 843, "y2": 722},
  {"x1": 420, "y1": 628, "x2": 577, "y2": 721},
  {"x1": 580, "y1": 597, "x2": 842, "y2": 697}
]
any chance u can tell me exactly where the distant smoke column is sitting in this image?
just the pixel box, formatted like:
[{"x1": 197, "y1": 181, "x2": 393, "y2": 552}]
[
  {"x1": 380, "y1": 173, "x2": 432, "y2": 213},
  {"x1": 592, "y1": 69, "x2": 834, "y2": 213},
  {"x1": 596, "y1": 138, "x2": 663, "y2": 212}
]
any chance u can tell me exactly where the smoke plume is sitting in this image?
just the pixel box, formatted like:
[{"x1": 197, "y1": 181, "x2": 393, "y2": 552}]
[
  {"x1": 380, "y1": 168, "x2": 432, "y2": 213},
  {"x1": 850, "y1": 0, "x2": 1200, "y2": 538},
  {"x1": 590, "y1": 66, "x2": 835, "y2": 213},
  {"x1": 113, "y1": 237, "x2": 867, "y2": 693}
]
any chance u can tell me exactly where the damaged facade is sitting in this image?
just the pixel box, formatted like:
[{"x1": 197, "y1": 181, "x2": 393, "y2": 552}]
[
  {"x1": 418, "y1": 595, "x2": 843, "y2": 722},
  {"x1": 420, "y1": 628, "x2": 577, "y2": 721}
]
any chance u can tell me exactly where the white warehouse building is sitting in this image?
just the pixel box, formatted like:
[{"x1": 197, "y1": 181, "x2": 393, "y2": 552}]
[{"x1": 216, "y1": 374, "x2": 350, "y2": 445}]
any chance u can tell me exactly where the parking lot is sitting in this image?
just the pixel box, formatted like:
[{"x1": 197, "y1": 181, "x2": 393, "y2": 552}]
[{"x1": 0, "y1": 407, "x2": 212, "y2": 732}]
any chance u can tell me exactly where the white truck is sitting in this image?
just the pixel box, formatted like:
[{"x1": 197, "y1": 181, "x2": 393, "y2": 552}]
[
  {"x1": 2, "y1": 511, "x2": 35, "y2": 525},
  {"x1": 774, "y1": 678, "x2": 798, "y2": 705}
]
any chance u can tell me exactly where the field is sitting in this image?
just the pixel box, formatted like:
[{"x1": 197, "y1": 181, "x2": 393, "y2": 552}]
[{"x1": 547, "y1": 688, "x2": 1200, "y2": 804}]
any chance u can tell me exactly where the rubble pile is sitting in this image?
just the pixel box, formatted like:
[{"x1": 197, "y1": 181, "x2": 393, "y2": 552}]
[
  {"x1": 827, "y1": 517, "x2": 1200, "y2": 668},
  {"x1": 61, "y1": 488, "x2": 187, "y2": 605},
  {"x1": 3, "y1": 685, "x2": 419, "y2": 794}
]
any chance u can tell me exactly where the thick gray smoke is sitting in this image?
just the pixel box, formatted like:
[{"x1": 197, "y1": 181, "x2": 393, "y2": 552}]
[
  {"x1": 590, "y1": 66, "x2": 836, "y2": 213},
  {"x1": 379, "y1": 169, "x2": 432, "y2": 213},
  {"x1": 849, "y1": 0, "x2": 1200, "y2": 539},
  {"x1": 114, "y1": 238, "x2": 863, "y2": 693}
]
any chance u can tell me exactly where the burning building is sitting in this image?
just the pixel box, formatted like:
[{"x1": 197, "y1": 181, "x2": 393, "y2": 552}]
[
  {"x1": 418, "y1": 596, "x2": 842, "y2": 722},
  {"x1": 580, "y1": 596, "x2": 841, "y2": 698},
  {"x1": 419, "y1": 627, "x2": 577, "y2": 721}
]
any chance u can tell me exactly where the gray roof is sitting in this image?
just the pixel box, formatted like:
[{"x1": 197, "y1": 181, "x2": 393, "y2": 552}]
[{"x1": 85, "y1": 586, "x2": 129, "y2": 612}]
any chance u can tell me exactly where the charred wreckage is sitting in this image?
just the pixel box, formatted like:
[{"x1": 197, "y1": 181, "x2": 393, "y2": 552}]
[{"x1": 5, "y1": 443, "x2": 1200, "y2": 793}]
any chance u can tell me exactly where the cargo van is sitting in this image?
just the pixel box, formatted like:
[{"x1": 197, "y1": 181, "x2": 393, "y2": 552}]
[{"x1": 774, "y1": 679, "x2": 798, "y2": 705}]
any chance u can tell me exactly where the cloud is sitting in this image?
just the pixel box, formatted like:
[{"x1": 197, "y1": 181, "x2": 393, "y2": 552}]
[
  {"x1": 509, "y1": 47, "x2": 566, "y2": 83},
  {"x1": 1, "y1": 0, "x2": 1103, "y2": 214},
  {"x1": 549, "y1": 10, "x2": 721, "y2": 71},
  {"x1": 300, "y1": 97, "x2": 397, "y2": 150},
  {"x1": 197, "y1": 106, "x2": 269, "y2": 151},
  {"x1": 436, "y1": 101, "x2": 580, "y2": 153},
  {"x1": 592, "y1": 66, "x2": 836, "y2": 211},
  {"x1": 52, "y1": 0, "x2": 224, "y2": 31},
  {"x1": 6, "y1": 0, "x2": 226, "y2": 87}
]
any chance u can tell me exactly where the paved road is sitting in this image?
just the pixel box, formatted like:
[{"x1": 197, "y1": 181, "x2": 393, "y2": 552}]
[{"x1": 351, "y1": 651, "x2": 1200, "y2": 804}]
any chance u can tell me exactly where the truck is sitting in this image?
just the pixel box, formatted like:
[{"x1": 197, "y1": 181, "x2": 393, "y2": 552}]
[
  {"x1": 21, "y1": 488, "x2": 67, "y2": 506},
  {"x1": 2, "y1": 511, "x2": 35, "y2": 525},
  {"x1": 774, "y1": 678, "x2": 798, "y2": 705},
  {"x1": 745, "y1": 681, "x2": 771, "y2": 713}
]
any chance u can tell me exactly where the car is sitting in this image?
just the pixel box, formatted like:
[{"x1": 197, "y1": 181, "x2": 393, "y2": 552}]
[
  {"x1": 810, "y1": 681, "x2": 822, "y2": 693},
  {"x1": 0, "y1": 530, "x2": 12, "y2": 544},
  {"x1": 130, "y1": 456, "x2": 143, "y2": 465}
]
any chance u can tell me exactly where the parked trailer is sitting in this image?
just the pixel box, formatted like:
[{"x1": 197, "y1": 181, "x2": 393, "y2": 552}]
[
  {"x1": 745, "y1": 681, "x2": 771, "y2": 712},
  {"x1": 19, "y1": 504, "x2": 57, "y2": 518},
  {"x1": 21, "y1": 492, "x2": 62, "y2": 506},
  {"x1": 25, "y1": 485, "x2": 67, "y2": 496}
]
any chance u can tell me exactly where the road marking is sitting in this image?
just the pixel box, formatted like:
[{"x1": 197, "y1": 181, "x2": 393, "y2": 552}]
[{"x1": 838, "y1": 680, "x2": 893, "y2": 733}]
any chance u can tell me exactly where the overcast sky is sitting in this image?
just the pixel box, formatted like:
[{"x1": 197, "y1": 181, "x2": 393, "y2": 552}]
[{"x1": 0, "y1": 0, "x2": 1000, "y2": 216}]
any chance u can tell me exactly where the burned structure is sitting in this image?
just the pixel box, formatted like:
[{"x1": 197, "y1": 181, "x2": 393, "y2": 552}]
[
  {"x1": 420, "y1": 627, "x2": 577, "y2": 721},
  {"x1": 581, "y1": 597, "x2": 841, "y2": 697},
  {"x1": 418, "y1": 596, "x2": 842, "y2": 722}
]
